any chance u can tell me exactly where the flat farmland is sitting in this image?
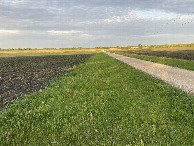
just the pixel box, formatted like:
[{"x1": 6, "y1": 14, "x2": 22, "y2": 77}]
[
  {"x1": 149, "y1": 46, "x2": 194, "y2": 51},
  {"x1": 117, "y1": 49, "x2": 194, "y2": 60},
  {"x1": 0, "y1": 49, "x2": 95, "y2": 57},
  {"x1": 111, "y1": 48, "x2": 194, "y2": 71},
  {"x1": 0, "y1": 54, "x2": 93, "y2": 109},
  {"x1": 0, "y1": 53, "x2": 193, "y2": 145}
]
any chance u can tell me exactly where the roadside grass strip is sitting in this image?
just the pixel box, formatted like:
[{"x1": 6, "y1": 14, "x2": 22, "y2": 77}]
[
  {"x1": 0, "y1": 53, "x2": 194, "y2": 145},
  {"x1": 114, "y1": 52, "x2": 194, "y2": 71}
]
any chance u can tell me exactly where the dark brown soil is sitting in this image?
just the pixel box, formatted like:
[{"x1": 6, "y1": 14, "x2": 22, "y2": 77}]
[{"x1": 0, "y1": 54, "x2": 93, "y2": 109}]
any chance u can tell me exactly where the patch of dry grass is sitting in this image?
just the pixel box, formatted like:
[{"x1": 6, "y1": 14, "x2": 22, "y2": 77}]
[
  {"x1": 150, "y1": 47, "x2": 194, "y2": 51},
  {"x1": 0, "y1": 50, "x2": 94, "y2": 57}
]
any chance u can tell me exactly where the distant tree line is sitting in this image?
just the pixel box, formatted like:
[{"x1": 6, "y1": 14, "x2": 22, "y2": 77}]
[
  {"x1": 0, "y1": 43, "x2": 194, "y2": 51},
  {"x1": 148, "y1": 43, "x2": 194, "y2": 49},
  {"x1": 119, "y1": 43, "x2": 194, "y2": 50}
]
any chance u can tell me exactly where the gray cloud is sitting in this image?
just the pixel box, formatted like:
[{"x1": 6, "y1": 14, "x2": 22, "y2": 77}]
[{"x1": 0, "y1": 0, "x2": 194, "y2": 48}]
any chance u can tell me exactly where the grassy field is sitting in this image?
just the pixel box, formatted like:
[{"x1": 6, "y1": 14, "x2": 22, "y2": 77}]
[
  {"x1": 0, "y1": 53, "x2": 193, "y2": 145},
  {"x1": 110, "y1": 49, "x2": 194, "y2": 71}
]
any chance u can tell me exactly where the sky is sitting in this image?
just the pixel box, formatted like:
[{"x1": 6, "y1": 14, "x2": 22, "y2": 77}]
[{"x1": 0, "y1": 0, "x2": 194, "y2": 48}]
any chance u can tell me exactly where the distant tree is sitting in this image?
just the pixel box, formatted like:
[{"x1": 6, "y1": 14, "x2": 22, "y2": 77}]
[
  {"x1": 138, "y1": 44, "x2": 143, "y2": 49},
  {"x1": 149, "y1": 45, "x2": 155, "y2": 49}
]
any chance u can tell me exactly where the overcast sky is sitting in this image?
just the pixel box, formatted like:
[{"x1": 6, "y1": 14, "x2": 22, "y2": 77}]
[{"x1": 0, "y1": 0, "x2": 194, "y2": 48}]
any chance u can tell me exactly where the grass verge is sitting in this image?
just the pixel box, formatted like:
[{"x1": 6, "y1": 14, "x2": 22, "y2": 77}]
[
  {"x1": 113, "y1": 52, "x2": 194, "y2": 71},
  {"x1": 0, "y1": 53, "x2": 194, "y2": 145}
]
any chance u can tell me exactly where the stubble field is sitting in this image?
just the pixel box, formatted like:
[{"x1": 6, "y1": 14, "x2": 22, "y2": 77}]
[{"x1": 0, "y1": 49, "x2": 94, "y2": 57}]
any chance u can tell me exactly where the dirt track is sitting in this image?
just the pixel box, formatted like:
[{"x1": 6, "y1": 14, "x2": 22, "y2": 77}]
[{"x1": 106, "y1": 52, "x2": 194, "y2": 95}]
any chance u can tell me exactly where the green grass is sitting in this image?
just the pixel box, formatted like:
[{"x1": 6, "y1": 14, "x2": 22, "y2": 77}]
[
  {"x1": 0, "y1": 53, "x2": 194, "y2": 145},
  {"x1": 114, "y1": 52, "x2": 194, "y2": 71}
]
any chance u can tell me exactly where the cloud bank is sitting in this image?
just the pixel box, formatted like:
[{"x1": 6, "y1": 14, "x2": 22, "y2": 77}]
[{"x1": 0, "y1": 0, "x2": 194, "y2": 48}]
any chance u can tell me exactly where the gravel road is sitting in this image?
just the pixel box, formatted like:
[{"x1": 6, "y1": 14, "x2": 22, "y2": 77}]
[{"x1": 105, "y1": 52, "x2": 194, "y2": 95}]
